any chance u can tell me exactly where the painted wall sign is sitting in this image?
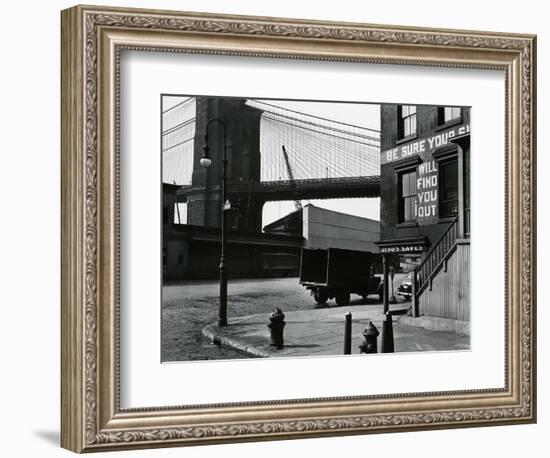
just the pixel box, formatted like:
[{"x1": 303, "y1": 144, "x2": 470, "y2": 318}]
[
  {"x1": 379, "y1": 245, "x2": 425, "y2": 254},
  {"x1": 415, "y1": 160, "x2": 438, "y2": 224},
  {"x1": 381, "y1": 123, "x2": 470, "y2": 164}
]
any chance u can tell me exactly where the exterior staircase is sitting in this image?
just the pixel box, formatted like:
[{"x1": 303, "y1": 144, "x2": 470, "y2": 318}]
[{"x1": 412, "y1": 216, "x2": 470, "y2": 321}]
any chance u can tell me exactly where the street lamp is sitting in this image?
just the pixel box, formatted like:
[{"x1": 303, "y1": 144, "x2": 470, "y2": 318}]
[{"x1": 200, "y1": 119, "x2": 228, "y2": 326}]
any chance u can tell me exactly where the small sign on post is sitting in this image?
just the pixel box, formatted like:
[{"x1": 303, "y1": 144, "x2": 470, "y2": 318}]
[{"x1": 389, "y1": 265, "x2": 397, "y2": 304}]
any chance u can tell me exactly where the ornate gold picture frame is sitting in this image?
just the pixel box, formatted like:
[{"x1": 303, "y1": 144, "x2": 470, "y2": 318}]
[{"x1": 61, "y1": 4, "x2": 536, "y2": 453}]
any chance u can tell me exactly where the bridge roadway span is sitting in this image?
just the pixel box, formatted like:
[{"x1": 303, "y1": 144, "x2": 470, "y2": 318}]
[{"x1": 177, "y1": 175, "x2": 381, "y2": 201}]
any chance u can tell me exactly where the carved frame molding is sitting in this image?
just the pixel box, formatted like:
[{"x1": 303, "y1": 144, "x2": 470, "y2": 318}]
[{"x1": 61, "y1": 5, "x2": 536, "y2": 453}]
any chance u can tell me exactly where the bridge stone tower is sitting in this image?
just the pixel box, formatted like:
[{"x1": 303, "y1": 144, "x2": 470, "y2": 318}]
[{"x1": 187, "y1": 97, "x2": 264, "y2": 232}]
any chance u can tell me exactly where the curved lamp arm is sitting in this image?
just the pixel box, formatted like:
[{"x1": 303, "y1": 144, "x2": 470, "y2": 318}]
[{"x1": 201, "y1": 118, "x2": 227, "y2": 168}]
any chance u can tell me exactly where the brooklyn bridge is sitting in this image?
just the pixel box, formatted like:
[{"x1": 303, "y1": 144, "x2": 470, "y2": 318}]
[{"x1": 162, "y1": 96, "x2": 381, "y2": 233}]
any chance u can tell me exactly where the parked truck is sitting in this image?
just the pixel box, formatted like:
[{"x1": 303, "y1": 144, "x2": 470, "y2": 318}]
[
  {"x1": 259, "y1": 252, "x2": 300, "y2": 277},
  {"x1": 299, "y1": 247, "x2": 383, "y2": 306}
]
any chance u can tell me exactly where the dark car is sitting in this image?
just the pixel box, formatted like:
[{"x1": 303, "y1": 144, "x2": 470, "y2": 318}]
[{"x1": 397, "y1": 271, "x2": 414, "y2": 299}]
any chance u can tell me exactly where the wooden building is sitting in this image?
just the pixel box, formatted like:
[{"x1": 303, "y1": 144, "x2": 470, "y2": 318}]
[{"x1": 376, "y1": 104, "x2": 470, "y2": 323}]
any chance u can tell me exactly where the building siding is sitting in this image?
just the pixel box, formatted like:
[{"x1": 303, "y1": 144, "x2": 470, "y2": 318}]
[{"x1": 419, "y1": 241, "x2": 470, "y2": 321}]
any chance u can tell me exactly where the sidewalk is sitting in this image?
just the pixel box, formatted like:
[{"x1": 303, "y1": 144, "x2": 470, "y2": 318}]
[{"x1": 202, "y1": 303, "x2": 470, "y2": 358}]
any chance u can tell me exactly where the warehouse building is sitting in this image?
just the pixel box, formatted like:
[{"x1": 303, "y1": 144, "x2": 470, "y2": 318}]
[
  {"x1": 376, "y1": 104, "x2": 471, "y2": 323},
  {"x1": 163, "y1": 193, "x2": 380, "y2": 282},
  {"x1": 162, "y1": 183, "x2": 303, "y2": 281},
  {"x1": 264, "y1": 204, "x2": 379, "y2": 253}
]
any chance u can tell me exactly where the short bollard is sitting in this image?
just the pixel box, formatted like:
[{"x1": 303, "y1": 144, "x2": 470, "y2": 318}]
[
  {"x1": 381, "y1": 311, "x2": 395, "y2": 353},
  {"x1": 359, "y1": 321, "x2": 379, "y2": 353},
  {"x1": 343, "y1": 312, "x2": 352, "y2": 355},
  {"x1": 268, "y1": 308, "x2": 286, "y2": 349}
]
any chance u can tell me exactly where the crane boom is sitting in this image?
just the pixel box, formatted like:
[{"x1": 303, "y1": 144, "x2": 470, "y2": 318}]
[{"x1": 281, "y1": 145, "x2": 303, "y2": 211}]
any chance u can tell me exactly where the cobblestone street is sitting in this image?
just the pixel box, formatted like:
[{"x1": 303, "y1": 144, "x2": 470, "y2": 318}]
[{"x1": 161, "y1": 276, "x2": 397, "y2": 362}]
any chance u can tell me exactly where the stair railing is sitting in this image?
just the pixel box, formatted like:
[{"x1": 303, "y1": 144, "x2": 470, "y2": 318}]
[{"x1": 416, "y1": 216, "x2": 460, "y2": 297}]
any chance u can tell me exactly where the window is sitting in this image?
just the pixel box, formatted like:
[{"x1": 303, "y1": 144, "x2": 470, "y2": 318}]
[
  {"x1": 439, "y1": 159, "x2": 459, "y2": 218},
  {"x1": 398, "y1": 105, "x2": 417, "y2": 139},
  {"x1": 399, "y1": 169, "x2": 417, "y2": 223},
  {"x1": 177, "y1": 254, "x2": 184, "y2": 265},
  {"x1": 438, "y1": 106, "x2": 461, "y2": 125}
]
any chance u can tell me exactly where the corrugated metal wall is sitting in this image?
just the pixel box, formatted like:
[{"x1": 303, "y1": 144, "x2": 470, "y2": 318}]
[{"x1": 419, "y1": 241, "x2": 470, "y2": 321}]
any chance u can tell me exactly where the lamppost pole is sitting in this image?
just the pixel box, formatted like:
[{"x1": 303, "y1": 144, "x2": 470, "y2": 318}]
[
  {"x1": 382, "y1": 254, "x2": 389, "y2": 314},
  {"x1": 201, "y1": 119, "x2": 228, "y2": 326}
]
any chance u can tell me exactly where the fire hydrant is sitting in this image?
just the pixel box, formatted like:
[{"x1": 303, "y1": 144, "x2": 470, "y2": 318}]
[
  {"x1": 268, "y1": 308, "x2": 286, "y2": 349},
  {"x1": 359, "y1": 321, "x2": 379, "y2": 354}
]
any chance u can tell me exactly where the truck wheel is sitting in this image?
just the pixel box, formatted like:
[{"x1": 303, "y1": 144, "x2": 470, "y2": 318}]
[
  {"x1": 314, "y1": 290, "x2": 328, "y2": 304},
  {"x1": 335, "y1": 292, "x2": 351, "y2": 307}
]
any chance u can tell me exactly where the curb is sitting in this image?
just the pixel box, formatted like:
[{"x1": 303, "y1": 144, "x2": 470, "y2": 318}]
[
  {"x1": 397, "y1": 315, "x2": 470, "y2": 336},
  {"x1": 202, "y1": 323, "x2": 270, "y2": 358}
]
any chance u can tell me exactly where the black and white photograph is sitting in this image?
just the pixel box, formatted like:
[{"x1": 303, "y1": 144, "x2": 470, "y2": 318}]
[
  {"x1": 2, "y1": 0, "x2": 543, "y2": 455},
  {"x1": 161, "y1": 96, "x2": 471, "y2": 362}
]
